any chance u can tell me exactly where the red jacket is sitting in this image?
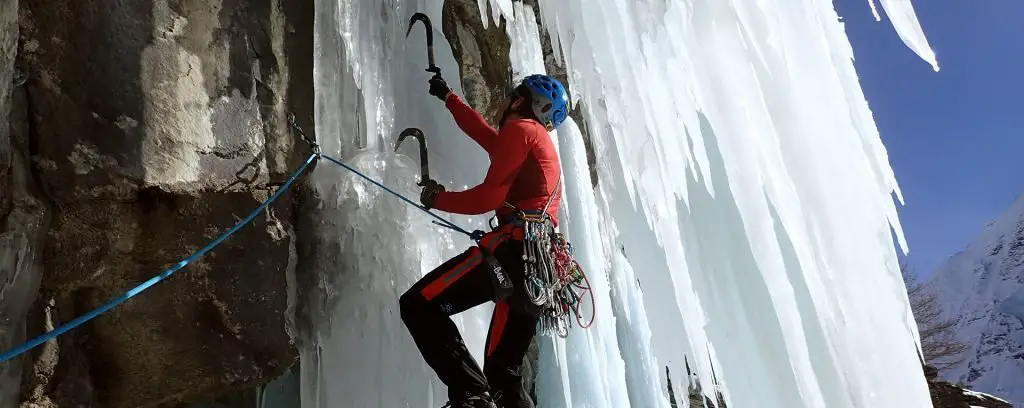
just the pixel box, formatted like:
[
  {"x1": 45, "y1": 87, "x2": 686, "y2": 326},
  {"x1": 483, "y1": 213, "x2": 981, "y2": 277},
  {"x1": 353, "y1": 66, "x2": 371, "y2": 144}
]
[{"x1": 434, "y1": 93, "x2": 562, "y2": 226}]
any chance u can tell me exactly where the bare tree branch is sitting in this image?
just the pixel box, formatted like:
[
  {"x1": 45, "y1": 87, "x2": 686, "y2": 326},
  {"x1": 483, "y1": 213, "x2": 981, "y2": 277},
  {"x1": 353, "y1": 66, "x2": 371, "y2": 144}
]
[{"x1": 902, "y1": 262, "x2": 969, "y2": 371}]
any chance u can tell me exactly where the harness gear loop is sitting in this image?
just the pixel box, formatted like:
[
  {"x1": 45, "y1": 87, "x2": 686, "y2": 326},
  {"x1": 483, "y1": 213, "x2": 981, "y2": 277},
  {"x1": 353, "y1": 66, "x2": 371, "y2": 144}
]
[{"x1": 499, "y1": 175, "x2": 593, "y2": 337}]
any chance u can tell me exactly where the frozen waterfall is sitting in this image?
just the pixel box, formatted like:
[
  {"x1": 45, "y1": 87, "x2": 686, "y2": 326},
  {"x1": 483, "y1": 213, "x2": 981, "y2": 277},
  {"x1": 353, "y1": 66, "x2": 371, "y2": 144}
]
[{"x1": 292, "y1": 0, "x2": 939, "y2": 407}]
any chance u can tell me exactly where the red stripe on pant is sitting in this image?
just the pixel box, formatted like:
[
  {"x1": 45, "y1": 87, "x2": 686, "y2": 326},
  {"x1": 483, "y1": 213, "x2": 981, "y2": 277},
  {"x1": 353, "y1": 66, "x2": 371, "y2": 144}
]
[
  {"x1": 487, "y1": 300, "x2": 510, "y2": 357},
  {"x1": 480, "y1": 224, "x2": 519, "y2": 252},
  {"x1": 420, "y1": 226, "x2": 519, "y2": 301},
  {"x1": 420, "y1": 249, "x2": 483, "y2": 301}
]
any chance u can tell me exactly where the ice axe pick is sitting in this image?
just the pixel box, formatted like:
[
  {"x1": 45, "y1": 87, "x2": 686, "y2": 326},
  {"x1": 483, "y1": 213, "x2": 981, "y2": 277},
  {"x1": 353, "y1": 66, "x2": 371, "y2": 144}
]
[
  {"x1": 407, "y1": 12, "x2": 442, "y2": 78},
  {"x1": 394, "y1": 128, "x2": 432, "y2": 187}
]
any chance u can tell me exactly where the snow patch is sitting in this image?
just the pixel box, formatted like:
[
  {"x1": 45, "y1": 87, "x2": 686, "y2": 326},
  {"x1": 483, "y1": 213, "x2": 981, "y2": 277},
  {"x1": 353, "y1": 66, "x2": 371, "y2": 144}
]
[{"x1": 964, "y1": 389, "x2": 1011, "y2": 404}]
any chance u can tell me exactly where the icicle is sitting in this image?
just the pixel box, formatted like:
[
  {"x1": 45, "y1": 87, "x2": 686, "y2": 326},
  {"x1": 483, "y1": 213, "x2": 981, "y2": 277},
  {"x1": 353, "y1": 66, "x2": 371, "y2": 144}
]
[{"x1": 297, "y1": 0, "x2": 940, "y2": 406}]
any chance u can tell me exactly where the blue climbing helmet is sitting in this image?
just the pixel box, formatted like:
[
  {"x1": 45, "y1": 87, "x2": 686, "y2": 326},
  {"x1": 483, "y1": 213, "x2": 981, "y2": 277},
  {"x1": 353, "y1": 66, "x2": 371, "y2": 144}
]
[{"x1": 518, "y1": 74, "x2": 569, "y2": 130}]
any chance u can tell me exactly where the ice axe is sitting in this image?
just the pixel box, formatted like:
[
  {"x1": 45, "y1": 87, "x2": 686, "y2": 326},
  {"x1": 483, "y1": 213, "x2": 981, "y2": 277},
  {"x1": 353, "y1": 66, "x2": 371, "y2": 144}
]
[
  {"x1": 406, "y1": 13, "x2": 442, "y2": 78},
  {"x1": 394, "y1": 128, "x2": 432, "y2": 187}
]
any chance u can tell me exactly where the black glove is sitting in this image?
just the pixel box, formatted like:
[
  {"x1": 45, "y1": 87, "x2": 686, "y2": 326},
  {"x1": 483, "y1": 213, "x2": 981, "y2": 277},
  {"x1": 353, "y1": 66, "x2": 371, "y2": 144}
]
[
  {"x1": 419, "y1": 180, "x2": 446, "y2": 209},
  {"x1": 428, "y1": 76, "x2": 451, "y2": 102}
]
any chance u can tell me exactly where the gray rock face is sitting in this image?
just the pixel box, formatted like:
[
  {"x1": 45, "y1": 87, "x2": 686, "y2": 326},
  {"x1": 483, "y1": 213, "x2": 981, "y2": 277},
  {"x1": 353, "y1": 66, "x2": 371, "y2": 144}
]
[
  {"x1": 442, "y1": 0, "x2": 597, "y2": 188},
  {"x1": 925, "y1": 364, "x2": 1014, "y2": 408},
  {"x1": 442, "y1": 0, "x2": 515, "y2": 124},
  {"x1": 2, "y1": 1, "x2": 51, "y2": 407},
  {"x1": 3, "y1": 0, "x2": 314, "y2": 406},
  {"x1": 0, "y1": 1, "x2": 588, "y2": 406}
]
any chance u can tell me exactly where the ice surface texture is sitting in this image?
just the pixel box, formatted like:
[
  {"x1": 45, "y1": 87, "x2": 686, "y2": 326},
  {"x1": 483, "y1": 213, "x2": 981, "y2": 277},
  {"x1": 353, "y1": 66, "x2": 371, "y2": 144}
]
[{"x1": 295, "y1": 0, "x2": 940, "y2": 407}]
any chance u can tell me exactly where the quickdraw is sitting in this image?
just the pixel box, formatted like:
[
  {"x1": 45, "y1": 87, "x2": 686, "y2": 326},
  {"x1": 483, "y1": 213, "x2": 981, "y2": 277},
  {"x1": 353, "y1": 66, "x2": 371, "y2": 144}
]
[{"x1": 508, "y1": 178, "x2": 594, "y2": 338}]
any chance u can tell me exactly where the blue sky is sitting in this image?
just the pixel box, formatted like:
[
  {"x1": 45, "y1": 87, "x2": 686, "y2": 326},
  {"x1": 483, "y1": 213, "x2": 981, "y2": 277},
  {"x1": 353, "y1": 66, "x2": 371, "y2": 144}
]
[{"x1": 833, "y1": 0, "x2": 1024, "y2": 277}]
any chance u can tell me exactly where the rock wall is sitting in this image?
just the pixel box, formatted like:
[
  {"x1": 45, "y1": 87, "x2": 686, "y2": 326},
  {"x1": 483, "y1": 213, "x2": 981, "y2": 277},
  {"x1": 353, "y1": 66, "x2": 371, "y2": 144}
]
[
  {"x1": 925, "y1": 365, "x2": 1014, "y2": 408},
  {"x1": 0, "y1": 0, "x2": 589, "y2": 406},
  {"x1": 442, "y1": 0, "x2": 597, "y2": 189},
  {"x1": 2, "y1": 0, "x2": 51, "y2": 407},
  {"x1": 3, "y1": 0, "x2": 314, "y2": 406},
  {"x1": 441, "y1": 0, "x2": 514, "y2": 123}
]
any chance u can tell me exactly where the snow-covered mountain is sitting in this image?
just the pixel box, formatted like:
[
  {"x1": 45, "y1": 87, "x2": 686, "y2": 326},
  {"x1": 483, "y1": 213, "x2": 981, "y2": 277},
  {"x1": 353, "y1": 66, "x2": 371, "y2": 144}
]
[{"x1": 926, "y1": 193, "x2": 1024, "y2": 406}]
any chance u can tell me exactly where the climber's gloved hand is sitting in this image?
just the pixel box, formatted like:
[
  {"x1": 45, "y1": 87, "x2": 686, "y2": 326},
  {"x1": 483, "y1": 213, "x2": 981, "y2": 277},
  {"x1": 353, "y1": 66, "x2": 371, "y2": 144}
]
[
  {"x1": 428, "y1": 76, "x2": 452, "y2": 102},
  {"x1": 420, "y1": 180, "x2": 446, "y2": 209}
]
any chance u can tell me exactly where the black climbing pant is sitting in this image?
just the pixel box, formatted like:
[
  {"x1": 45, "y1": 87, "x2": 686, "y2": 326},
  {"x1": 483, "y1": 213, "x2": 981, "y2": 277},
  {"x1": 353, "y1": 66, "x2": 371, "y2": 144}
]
[{"x1": 400, "y1": 224, "x2": 538, "y2": 408}]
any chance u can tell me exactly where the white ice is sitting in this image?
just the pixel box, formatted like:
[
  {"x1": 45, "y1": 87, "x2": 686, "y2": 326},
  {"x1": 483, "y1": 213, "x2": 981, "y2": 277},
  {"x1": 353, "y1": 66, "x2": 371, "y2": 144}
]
[
  {"x1": 303, "y1": 1, "x2": 496, "y2": 406},
  {"x1": 867, "y1": 0, "x2": 940, "y2": 71},
  {"x1": 292, "y1": 0, "x2": 941, "y2": 407}
]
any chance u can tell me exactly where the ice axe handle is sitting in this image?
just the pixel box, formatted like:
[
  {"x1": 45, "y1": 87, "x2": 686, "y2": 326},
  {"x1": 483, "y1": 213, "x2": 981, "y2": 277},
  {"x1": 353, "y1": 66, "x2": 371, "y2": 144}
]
[{"x1": 424, "y1": 42, "x2": 439, "y2": 76}]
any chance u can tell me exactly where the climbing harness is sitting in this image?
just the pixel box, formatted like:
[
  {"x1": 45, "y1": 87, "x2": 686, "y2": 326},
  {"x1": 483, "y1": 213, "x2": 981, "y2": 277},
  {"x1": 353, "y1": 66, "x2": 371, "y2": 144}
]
[
  {"x1": 504, "y1": 179, "x2": 594, "y2": 338},
  {"x1": 401, "y1": 19, "x2": 591, "y2": 318},
  {"x1": 482, "y1": 245, "x2": 514, "y2": 301}
]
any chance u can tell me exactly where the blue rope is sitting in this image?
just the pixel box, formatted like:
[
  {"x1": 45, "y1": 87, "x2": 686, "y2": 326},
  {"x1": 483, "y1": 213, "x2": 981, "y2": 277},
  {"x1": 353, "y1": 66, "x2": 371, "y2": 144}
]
[
  {"x1": 0, "y1": 153, "x2": 319, "y2": 364},
  {"x1": 319, "y1": 154, "x2": 478, "y2": 239},
  {"x1": 0, "y1": 148, "x2": 483, "y2": 365}
]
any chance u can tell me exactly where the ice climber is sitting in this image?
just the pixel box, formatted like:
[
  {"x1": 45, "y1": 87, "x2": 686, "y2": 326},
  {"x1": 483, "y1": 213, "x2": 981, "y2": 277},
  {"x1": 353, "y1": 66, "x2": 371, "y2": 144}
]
[{"x1": 399, "y1": 74, "x2": 570, "y2": 408}]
